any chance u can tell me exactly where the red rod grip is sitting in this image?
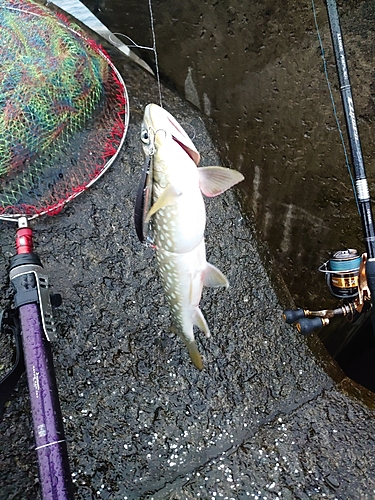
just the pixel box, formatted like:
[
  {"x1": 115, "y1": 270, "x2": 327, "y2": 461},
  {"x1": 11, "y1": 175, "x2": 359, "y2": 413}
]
[{"x1": 16, "y1": 227, "x2": 34, "y2": 255}]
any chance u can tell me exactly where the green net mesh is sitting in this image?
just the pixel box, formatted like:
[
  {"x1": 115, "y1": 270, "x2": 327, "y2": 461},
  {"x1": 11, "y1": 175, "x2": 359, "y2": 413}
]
[{"x1": 0, "y1": 0, "x2": 128, "y2": 218}]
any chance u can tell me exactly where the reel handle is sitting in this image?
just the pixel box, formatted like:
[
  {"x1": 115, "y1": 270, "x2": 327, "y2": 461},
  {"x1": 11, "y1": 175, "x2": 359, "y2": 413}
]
[
  {"x1": 296, "y1": 317, "x2": 329, "y2": 335},
  {"x1": 282, "y1": 309, "x2": 305, "y2": 324}
]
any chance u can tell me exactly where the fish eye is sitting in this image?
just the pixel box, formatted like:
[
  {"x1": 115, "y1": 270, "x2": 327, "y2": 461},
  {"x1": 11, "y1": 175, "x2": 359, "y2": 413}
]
[{"x1": 141, "y1": 129, "x2": 150, "y2": 144}]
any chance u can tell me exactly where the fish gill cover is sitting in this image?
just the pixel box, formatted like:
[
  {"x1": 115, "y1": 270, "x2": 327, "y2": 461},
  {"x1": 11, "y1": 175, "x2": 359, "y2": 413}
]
[{"x1": 0, "y1": 0, "x2": 128, "y2": 217}]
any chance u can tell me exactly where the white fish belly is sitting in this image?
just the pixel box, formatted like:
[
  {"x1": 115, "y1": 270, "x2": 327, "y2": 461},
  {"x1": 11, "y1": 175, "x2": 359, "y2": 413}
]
[
  {"x1": 152, "y1": 187, "x2": 206, "y2": 254},
  {"x1": 155, "y1": 239, "x2": 207, "y2": 343}
]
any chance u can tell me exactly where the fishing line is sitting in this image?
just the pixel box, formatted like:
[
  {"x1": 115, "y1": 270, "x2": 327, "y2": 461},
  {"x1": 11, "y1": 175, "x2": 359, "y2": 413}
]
[
  {"x1": 182, "y1": 123, "x2": 197, "y2": 141},
  {"x1": 148, "y1": 0, "x2": 163, "y2": 108},
  {"x1": 111, "y1": 0, "x2": 163, "y2": 108},
  {"x1": 311, "y1": 0, "x2": 359, "y2": 213}
]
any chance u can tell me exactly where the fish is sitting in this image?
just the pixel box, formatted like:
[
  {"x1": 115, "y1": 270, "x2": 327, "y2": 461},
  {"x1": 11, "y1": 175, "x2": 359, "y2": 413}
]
[{"x1": 136, "y1": 103, "x2": 244, "y2": 369}]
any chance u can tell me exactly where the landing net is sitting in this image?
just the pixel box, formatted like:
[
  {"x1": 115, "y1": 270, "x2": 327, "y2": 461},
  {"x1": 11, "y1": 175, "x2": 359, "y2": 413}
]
[{"x1": 0, "y1": 0, "x2": 129, "y2": 219}]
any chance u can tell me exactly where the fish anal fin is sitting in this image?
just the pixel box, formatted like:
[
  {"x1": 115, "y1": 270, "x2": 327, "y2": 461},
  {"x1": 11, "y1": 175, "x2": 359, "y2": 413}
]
[
  {"x1": 198, "y1": 166, "x2": 244, "y2": 197},
  {"x1": 145, "y1": 184, "x2": 181, "y2": 222},
  {"x1": 193, "y1": 307, "x2": 211, "y2": 337},
  {"x1": 203, "y1": 262, "x2": 229, "y2": 288}
]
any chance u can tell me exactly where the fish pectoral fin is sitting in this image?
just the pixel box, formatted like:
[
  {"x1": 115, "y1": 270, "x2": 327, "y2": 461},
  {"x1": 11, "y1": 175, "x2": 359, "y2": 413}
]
[
  {"x1": 193, "y1": 308, "x2": 211, "y2": 337},
  {"x1": 145, "y1": 184, "x2": 181, "y2": 222},
  {"x1": 198, "y1": 166, "x2": 244, "y2": 197},
  {"x1": 203, "y1": 262, "x2": 229, "y2": 288}
]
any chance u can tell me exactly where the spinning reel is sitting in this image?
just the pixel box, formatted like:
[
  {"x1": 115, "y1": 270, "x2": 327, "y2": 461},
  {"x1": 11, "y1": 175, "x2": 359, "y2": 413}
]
[
  {"x1": 283, "y1": 249, "x2": 371, "y2": 335},
  {"x1": 283, "y1": 0, "x2": 375, "y2": 335}
]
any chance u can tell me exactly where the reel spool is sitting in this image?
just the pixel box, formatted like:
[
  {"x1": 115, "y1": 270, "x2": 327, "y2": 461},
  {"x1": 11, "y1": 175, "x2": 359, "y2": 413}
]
[{"x1": 319, "y1": 249, "x2": 361, "y2": 300}]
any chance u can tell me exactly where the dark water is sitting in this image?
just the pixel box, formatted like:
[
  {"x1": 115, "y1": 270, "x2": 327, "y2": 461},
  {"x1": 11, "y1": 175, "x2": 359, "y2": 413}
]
[{"x1": 336, "y1": 317, "x2": 375, "y2": 393}]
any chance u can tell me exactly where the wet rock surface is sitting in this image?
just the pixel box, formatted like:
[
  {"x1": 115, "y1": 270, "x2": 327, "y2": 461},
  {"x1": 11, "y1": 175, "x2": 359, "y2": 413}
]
[
  {"x1": 1, "y1": 58, "x2": 375, "y2": 499},
  {"x1": 85, "y1": 0, "x2": 375, "y2": 309}
]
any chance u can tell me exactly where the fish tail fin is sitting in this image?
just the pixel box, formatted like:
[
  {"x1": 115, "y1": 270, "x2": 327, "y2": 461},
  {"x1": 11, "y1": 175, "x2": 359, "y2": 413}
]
[
  {"x1": 186, "y1": 341, "x2": 203, "y2": 371},
  {"x1": 173, "y1": 326, "x2": 204, "y2": 370},
  {"x1": 174, "y1": 308, "x2": 210, "y2": 370},
  {"x1": 175, "y1": 329, "x2": 204, "y2": 370}
]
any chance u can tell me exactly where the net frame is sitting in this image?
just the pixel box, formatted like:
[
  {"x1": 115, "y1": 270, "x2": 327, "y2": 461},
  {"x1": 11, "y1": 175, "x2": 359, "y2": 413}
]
[{"x1": 0, "y1": 0, "x2": 129, "y2": 222}]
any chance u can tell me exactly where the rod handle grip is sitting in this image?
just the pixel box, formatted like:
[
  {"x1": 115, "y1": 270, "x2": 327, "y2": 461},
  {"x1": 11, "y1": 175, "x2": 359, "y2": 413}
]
[
  {"x1": 283, "y1": 309, "x2": 305, "y2": 324},
  {"x1": 296, "y1": 317, "x2": 326, "y2": 335}
]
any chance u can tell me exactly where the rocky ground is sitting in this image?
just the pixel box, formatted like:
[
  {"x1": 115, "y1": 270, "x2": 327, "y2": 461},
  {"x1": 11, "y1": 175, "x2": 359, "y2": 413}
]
[{"x1": 1, "y1": 58, "x2": 375, "y2": 499}]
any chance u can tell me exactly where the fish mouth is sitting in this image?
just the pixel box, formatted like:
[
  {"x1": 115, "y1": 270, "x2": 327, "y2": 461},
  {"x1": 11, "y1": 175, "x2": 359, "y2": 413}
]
[
  {"x1": 172, "y1": 133, "x2": 200, "y2": 165},
  {"x1": 146, "y1": 103, "x2": 201, "y2": 166}
]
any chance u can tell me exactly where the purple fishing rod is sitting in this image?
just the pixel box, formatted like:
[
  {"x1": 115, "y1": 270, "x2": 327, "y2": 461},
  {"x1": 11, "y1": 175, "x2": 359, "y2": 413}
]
[{"x1": 9, "y1": 217, "x2": 74, "y2": 499}]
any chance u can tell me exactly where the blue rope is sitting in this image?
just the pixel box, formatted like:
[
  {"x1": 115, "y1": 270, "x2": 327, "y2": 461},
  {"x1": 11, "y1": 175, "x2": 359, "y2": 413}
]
[{"x1": 311, "y1": 0, "x2": 360, "y2": 212}]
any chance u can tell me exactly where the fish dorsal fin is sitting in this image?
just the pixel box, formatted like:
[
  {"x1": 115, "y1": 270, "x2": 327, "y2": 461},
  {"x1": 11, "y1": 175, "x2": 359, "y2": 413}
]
[
  {"x1": 193, "y1": 307, "x2": 211, "y2": 337},
  {"x1": 145, "y1": 184, "x2": 181, "y2": 222},
  {"x1": 203, "y1": 262, "x2": 229, "y2": 288},
  {"x1": 198, "y1": 166, "x2": 244, "y2": 197}
]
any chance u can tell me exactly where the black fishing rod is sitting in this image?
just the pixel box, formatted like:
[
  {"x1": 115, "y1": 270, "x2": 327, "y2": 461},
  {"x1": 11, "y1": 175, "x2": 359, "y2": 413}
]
[
  {"x1": 327, "y1": 0, "x2": 375, "y2": 314},
  {"x1": 284, "y1": 0, "x2": 375, "y2": 333},
  {"x1": 327, "y1": 0, "x2": 375, "y2": 259}
]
